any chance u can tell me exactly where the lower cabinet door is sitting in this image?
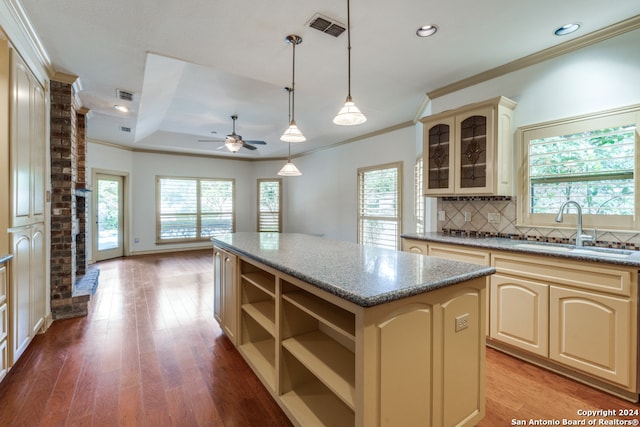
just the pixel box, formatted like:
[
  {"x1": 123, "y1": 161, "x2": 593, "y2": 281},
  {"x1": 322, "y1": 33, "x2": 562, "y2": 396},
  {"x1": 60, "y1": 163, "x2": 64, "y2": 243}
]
[
  {"x1": 549, "y1": 286, "x2": 632, "y2": 388},
  {"x1": 490, "y1": 274, "x2": 548, "y2": 357}
]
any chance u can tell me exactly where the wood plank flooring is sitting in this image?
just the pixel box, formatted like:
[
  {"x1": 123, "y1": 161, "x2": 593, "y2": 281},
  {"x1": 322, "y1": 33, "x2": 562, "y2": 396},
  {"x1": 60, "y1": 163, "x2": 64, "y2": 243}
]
[{"x1": 0, "y1": 250, "x2": 638, "y2": 426}]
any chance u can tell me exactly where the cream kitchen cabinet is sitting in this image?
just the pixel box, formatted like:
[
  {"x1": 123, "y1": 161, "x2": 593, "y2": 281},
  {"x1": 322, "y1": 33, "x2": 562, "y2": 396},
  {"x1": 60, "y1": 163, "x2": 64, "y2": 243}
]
[
  {"x1": 490, "y1": 273, "x2": 548, "y2": 357},
  {"x1": 421, "y1": 96, "x2": 516, "y2": 196},
  {"x1": 401, "y1": 236, "x2": 639, "y2": 399},
  {"x1": 213, "y1": 246, "x2": 238, "y2": 344},
  {"x1": 0, "y1": 260, "x2": 8, "y2": 381},
  {"x1": 10, "y1": 223, "x2": 46, "y2": 363},
  {"x1": 550, "y1": 285, "x2": 632, "y2": 388},
  {"x1": 214, "y1": 234, "x2": 491, "y2": 427},
  {"x1": 404, "y1": 240, "x2": 492, "y2": 336},
  {"x1": 10, "y1": 48, "x2": 46, "y2": 228}
]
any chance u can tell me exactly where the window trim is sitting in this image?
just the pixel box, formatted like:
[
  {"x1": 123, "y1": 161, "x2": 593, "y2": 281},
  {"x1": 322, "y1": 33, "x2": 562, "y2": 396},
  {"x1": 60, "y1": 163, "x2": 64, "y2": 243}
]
[
  {"x1": 257, "y1": 178, "x2": 282, "y2": 232},
  {"x1": 414, "y1": 156, "x2": 424, "y2": 233},
  {"x1": 517, "y1": 104, "x2": 640, "y2": 231},
  {"x1": 357, "y1": 161, "x2": 403, "y2": 249},
  {"x1": 155, "y1": 176, "x2": 236, "y2": 244}
]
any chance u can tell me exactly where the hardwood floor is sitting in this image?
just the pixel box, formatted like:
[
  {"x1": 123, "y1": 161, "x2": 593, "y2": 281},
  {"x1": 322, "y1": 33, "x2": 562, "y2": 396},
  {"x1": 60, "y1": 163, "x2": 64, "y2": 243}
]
[{"x1": 0, "y1": 250, "x2": 638, "y2": 426}]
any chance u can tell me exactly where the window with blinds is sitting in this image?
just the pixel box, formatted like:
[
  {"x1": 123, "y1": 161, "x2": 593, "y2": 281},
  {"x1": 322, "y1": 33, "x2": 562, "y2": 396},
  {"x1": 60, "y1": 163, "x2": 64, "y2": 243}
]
[
  {"x1": 529, "y1": 125, "x2": 635, "y2": 215},
  {"x1": 258, "y1": 179, "x2": 282, "y2": 232},
  {"x1": 358, "y1": 162, "x2": 402, "y2": 250},
  {"x1": 157, "y1": 177, "x2": 234, "y2": 242},
  {"x1": 414, "y1": 157, "x2": 424, "y2": 233},
  {"x1": 519, "y1": 106, "x2": 640, "y2": 229}
]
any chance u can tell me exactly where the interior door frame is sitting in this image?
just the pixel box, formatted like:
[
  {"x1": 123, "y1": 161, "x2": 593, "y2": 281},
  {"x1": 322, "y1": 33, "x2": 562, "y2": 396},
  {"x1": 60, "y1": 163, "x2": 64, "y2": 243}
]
[{"x1": 91, "y1": 168, "x2": 130, "y2": 263}]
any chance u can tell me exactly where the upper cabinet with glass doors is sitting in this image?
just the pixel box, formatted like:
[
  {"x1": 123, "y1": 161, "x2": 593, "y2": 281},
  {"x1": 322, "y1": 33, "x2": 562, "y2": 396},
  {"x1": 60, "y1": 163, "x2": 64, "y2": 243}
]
[{"x1": 421, "y1": 96, "x2": 517, "y2": 196}]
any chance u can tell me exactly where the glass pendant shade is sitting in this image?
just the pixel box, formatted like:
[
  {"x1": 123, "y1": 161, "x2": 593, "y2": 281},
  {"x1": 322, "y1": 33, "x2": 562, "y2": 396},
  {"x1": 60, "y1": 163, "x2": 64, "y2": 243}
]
[
  {"x1": 333, "y1": 96, "x2": 367, "y2": 125},
  {"x1": 224, "y1": 139, "x2": 243, "y2": 153},
  {"x1": 280, "y1": 120, "x2": 306, "y2": 142},
  {"x1": 278, "y1": 161, "x2": 302, "y2": 176}
]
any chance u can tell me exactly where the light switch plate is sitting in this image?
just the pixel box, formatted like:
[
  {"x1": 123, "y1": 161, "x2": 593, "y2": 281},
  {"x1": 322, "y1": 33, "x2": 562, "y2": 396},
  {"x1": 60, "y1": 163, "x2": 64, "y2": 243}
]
[
  {"x1": 464, "y1": 211, "x2": 472, "y2": 222},
  {"x1": 438, "y1": 210, "x2": 445, "y2": 221}
]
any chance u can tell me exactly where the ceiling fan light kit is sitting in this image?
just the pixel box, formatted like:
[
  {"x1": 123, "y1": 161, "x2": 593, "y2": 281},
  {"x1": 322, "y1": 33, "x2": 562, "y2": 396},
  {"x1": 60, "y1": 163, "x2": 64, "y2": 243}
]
[{"x1": 333, "y1": 0, "x2": 366, "y2": 126}]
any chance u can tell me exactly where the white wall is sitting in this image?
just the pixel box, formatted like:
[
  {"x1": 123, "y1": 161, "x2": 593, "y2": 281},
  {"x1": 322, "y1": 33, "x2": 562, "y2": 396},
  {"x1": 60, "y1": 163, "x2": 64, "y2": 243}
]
[
  {"x1": 86, "y1": 28, "x2": 640, "y2": 256},
  {"x1": 87, "y1": 142, "x2": 256, "y2": 258},
  {"x1": 278, "y1": 126, "x2": 418, "y2": 242},
  {"x1": 430, "y1": 29, "x2": 640, "y2": 123}
]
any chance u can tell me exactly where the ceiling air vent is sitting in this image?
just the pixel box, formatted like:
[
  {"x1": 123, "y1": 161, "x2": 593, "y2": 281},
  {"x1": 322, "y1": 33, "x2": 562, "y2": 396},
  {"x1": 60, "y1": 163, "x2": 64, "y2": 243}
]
[
  {"x1": 120, "y1": 126, "x2": 132, "y2": 133},
  {"x1": 308, "y1": 13, "x2": 346, "y2": 37},
  {"x1": 116, "y1": 89, "x2": 134, "y2": 102}
]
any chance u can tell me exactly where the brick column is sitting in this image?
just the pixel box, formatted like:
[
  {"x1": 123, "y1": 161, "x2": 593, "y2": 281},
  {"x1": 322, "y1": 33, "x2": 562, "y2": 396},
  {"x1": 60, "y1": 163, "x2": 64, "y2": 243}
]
[{"x1": 49, "y1": 76, "x2": 90, "y2": 319}]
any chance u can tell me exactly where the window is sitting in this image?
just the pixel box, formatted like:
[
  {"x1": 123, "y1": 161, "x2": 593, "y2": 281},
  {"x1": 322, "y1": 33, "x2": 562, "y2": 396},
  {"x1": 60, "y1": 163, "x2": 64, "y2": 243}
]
[
  {"x1": 157, "y1": 177, "x2": 235, "y2": 242},
  {"x1": 257, "y1": 179, "x2": 282, "y2": 232},
  {"x1": 358, "y1": 162, "x2": 402, "y2": 250},
  {"x1": 519, "y1": 106, "x2": 640, "y2": 230},
  {"x1": 414, "y1": 157, "x2": 424, "y2": 233}
]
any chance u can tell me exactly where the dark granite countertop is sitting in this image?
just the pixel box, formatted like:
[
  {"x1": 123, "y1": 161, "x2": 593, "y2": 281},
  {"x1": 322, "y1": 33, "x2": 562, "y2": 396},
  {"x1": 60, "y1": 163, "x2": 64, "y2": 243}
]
[
  {"x1": 212, "y1": 232, "x2": 495, "y2": 307},
  {"x1": 0, "y1": 254, "x2": 12, "y2": 265},
  {"x1": 402, "y1": 232, "x2": 640, "y2": 268}
]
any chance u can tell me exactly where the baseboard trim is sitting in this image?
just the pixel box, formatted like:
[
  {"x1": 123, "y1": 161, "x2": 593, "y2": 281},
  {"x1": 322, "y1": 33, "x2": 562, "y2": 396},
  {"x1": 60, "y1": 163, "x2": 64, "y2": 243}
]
[{"x1": 487, "y1": 339, "x2": 639, "y2": 403}]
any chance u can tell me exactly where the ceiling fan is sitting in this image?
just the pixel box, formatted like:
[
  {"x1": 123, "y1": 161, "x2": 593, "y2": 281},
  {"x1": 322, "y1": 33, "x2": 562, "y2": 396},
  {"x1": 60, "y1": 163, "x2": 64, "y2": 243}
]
[{"x1": 198, "y1": 115, "x2": 267, "y2": 153}]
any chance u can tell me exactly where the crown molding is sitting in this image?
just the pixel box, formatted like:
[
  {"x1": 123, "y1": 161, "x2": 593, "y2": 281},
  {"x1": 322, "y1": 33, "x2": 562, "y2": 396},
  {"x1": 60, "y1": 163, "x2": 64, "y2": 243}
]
[
  {"x1": 0, "y1": 0, "x2": 54, "y2": 82},
  {"x1": 428, "y1": 14, "x2": 640, "y2": 100}
]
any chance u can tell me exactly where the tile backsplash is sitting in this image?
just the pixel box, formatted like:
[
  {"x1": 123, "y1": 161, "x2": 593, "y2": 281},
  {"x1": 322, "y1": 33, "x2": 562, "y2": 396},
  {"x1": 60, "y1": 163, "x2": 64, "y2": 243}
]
[{"x1": 437, "y1": 196, "x2": 640, "y2": 250}]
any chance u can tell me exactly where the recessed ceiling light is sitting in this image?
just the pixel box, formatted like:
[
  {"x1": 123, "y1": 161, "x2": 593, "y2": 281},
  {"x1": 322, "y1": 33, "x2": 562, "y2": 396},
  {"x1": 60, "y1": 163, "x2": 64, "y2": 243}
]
[
  {"x1": 554, "y1": 23, "x2": 580, "y2": 36},
  {"x1": 416, "y1": 25, "x2": 438, "y2": 38},
  {"x1": 114, "y1": 105, "x2": 129, "y2": 113}
]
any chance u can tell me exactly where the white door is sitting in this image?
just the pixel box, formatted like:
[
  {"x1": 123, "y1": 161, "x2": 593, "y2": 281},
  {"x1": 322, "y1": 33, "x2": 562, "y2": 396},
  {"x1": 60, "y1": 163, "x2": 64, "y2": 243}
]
[{"x1": 94, "y1": 174, "x2": 124, "y2": 261}]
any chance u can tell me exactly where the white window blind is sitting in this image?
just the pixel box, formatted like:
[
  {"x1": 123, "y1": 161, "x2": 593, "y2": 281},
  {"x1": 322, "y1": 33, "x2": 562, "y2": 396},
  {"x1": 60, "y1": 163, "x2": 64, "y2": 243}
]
[
  {"x1": 358, "y1": 163, "x2": 402, "y2": 250},
  {"x1": 157, "y1": 177, "x2": 234, "y2": 242},
  {"x1": 258, "y1": 179, "x2": 282, "y2": 232},
  {"x1": 529, "y1": 125, "x2": 635, "y2": 215}
]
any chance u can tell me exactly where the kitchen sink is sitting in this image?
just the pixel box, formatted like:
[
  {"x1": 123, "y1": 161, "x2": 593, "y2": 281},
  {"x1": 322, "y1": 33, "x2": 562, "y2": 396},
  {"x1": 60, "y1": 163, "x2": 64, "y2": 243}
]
[{"x1": 514, "y1": 243, "x2": 634, "y2": 259}]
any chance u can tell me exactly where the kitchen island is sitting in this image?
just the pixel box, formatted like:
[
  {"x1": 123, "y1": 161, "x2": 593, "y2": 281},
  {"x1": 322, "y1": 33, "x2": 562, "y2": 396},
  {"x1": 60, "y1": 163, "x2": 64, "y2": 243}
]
[{"x1": 212, "y1": 232, "x2": 495, "y2": 427}]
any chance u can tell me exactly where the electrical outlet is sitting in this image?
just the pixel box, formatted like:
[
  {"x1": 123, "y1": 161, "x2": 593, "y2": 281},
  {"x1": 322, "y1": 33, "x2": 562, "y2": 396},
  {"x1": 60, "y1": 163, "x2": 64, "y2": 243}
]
[
  {"x1": 488, "y1": 212, "x2": 501, "y2": 224},
  {"x1": 455, "y1": 313, "x2": 469, "y2": 332},
  {"x1": 464, "y1": 211, "x2": 472, "y2": 222},
  {"x1": 438, "y1": 210, "x2": 445, "y2": 221}
]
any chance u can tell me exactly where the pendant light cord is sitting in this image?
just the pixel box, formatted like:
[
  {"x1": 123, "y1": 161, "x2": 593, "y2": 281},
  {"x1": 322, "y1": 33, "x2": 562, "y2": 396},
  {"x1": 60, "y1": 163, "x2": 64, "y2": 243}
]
[
  {"x1": 291, "y1": 40, "x2": 297, "y2": 122},
  {"x1": 347, "y1": 0, "x2": 352, "y2": 98}
]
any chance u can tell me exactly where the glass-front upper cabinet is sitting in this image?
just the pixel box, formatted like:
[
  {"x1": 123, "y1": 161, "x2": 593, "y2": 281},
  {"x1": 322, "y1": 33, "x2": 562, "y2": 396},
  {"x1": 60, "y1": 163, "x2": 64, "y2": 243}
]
[{"x1": 421, "y1": 96, "x2": 517, "y2": 196}]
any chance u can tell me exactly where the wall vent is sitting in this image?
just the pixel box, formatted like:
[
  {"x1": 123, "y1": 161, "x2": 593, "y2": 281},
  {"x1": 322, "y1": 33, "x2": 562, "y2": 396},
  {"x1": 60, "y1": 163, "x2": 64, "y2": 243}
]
[
  {"x1": 308, "y1": 13, "x2": 346, "y2": 37},
  {"x1": 116, "y1": 89, "x2": 134, "y2": 101},
  {"x1": 120, "y1": 126, "x2": 132, "y2": 133}
]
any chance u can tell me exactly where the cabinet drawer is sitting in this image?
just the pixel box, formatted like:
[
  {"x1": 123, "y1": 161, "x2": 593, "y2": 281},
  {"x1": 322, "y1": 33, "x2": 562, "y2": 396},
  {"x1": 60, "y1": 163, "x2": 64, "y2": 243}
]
[
  {"x1": 0, "y1": 303, "x2": 6, "y2": 342},
  {"x1": 401, "y1": 239, "x2": 428, "y2": 254},
  {"x1": 0, "y1": 265, "x2": 6, "y2": 305},
  {"x1": 428, "y1": 244, "x2": 490, "y2": 265},
  {"x1": 492, "y1": 253, "x2": 633, "y2": 296},
  {"x1": 0, "y1": 338, "x2": 7, "y2": 381}
]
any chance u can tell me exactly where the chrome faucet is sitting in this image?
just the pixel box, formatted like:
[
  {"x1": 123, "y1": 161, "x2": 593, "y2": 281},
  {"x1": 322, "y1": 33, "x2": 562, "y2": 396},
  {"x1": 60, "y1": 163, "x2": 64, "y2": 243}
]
[{"x1": 555, "y1": 201, "x2": 594, "y2": 247}]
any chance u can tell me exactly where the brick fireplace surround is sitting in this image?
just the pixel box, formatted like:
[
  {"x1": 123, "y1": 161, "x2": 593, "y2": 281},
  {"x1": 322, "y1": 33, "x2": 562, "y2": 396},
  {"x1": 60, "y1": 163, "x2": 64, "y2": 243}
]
[{"x1": 49, "y1": 77, "x2": 97, "y2": 319}]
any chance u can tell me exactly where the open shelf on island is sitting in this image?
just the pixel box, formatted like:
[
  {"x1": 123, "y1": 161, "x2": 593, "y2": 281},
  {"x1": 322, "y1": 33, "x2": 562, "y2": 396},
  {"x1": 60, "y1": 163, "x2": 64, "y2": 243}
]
[
  {"x1": 242, "y1": 301, "x2": 275, "y2": 337},
  {"x1": 282, "y1": 330, "x2": 355, "y2": 409},
  {"x1": 280, "y1": 350, "x2": 355, "y2": 427},
  {"x1": 239, "y1": 338, "x2": 276, "y2": 391},
  {"x1": 282, "y1": 284, "x2": 355, "y2": 341}
]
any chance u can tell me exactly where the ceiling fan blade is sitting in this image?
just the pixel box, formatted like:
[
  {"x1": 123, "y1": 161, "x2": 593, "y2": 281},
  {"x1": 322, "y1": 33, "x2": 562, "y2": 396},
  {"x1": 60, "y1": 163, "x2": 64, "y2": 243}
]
[
  {"x1": 244, "y1": 140, "x2": 267, "y2": 145},
  {"x1": 242, "y1": 143, "x2": 257, "y2": 150},
  {"x1": 197, "y1": 138, "x2": 225, "y2": 142}
]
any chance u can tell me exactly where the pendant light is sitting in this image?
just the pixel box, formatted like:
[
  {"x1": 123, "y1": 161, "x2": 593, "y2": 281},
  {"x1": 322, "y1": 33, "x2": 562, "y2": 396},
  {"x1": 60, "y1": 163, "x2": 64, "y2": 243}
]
[
  {"x1": 280, "y1": 35, "x2": 306, "y2": 142},
  {"x1": 333, "y1": 0, "x2": 367, "y2": 126},
  {"x1": 278, "y1": 87, "x2": 302, "y2": 176}
]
